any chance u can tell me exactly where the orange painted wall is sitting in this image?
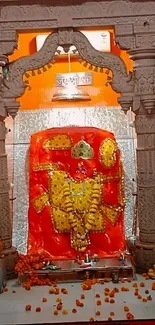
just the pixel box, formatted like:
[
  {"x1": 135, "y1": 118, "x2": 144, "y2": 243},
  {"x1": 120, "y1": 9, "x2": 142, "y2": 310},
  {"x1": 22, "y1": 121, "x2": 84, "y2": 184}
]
[{"x1": 10, "y1": 30, "x2": 133, "y2": 110}]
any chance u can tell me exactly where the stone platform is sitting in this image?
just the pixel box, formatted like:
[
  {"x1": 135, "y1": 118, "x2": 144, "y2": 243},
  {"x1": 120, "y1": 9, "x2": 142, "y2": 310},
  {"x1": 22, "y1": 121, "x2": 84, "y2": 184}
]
[{"x1": 19, "y1": 257, "x2": 135, "y2": 284}]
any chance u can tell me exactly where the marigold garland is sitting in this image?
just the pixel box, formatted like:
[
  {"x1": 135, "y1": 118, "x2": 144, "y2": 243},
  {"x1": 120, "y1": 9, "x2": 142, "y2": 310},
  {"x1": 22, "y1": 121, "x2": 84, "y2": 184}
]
[
  {"x1": 15, "y1": 252, "x2": 56, "y2": 290},
  {"x1": 15, "y1": 252, "x2": 53, "y2": 274},
  {"x1": 63, "y1": 183, "x2": 77, "y2": 228},
  {"x1": 85, "y1": 182, "x2": 101, "y2": 231}
]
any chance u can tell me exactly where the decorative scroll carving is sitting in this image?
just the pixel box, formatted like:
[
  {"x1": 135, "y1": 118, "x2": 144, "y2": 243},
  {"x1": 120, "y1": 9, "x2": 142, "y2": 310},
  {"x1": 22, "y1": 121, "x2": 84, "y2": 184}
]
[
  {"x1": 1, "y1": 32, "x2": 59, "y2": 109},
  {"x1": 73, "y1": 31, "x2": 134, "y2": 94}
]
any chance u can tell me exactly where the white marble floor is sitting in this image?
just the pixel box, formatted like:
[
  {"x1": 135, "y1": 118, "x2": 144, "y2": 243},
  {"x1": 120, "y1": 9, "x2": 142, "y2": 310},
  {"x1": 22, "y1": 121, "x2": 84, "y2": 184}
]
[{"x1": 0, "y1": 276, "x2": 155, "y2": 324}]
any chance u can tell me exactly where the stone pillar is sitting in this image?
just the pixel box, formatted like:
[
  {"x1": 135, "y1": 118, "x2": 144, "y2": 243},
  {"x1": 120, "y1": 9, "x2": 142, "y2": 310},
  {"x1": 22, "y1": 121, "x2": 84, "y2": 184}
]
[
  {"x1": 0, "y1": 118, "x2": 12, "y2": 249},
  {"x1": 0, "y1": 117, "x2": 17, "y2": 278},
  {"x1": 115, "y1": 24, "x2": 155, "y2": 272},
  {"x1": 0, "y1": 119, "x2": 17, "y2": 277},
  {"x1": 130, "y1": 48, "x2": 155, "y2": 272},
  {"x1": 135, "y1": 112, "x2": 155, "y2": 272},
  {"x1": 0, "y1": 31, "x2": 18, "y2": 277}
]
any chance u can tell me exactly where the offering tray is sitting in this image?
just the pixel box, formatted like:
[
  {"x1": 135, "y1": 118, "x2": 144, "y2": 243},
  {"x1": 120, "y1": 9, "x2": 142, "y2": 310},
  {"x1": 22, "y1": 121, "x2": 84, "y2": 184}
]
[{"x1": 19, "y1": 257, "x2": 135, "y2": 284}]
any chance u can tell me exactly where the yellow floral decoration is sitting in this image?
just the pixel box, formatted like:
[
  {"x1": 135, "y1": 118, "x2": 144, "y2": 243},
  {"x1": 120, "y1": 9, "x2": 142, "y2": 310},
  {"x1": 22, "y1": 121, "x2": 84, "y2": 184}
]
[
  {"x1": 43, "y1": 134, "x2": 72, "y2": 150},
  {"x1": 32, "y1": 168, "x2": 124, "y2": 251},
  {"x1": 99, "y1": 138, "x2": 117, "y2": 169}
]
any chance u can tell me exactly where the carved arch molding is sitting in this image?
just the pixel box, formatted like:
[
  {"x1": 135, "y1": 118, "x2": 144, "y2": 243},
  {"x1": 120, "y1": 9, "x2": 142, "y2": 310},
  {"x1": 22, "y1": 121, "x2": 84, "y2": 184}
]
[{"x1": 1, "y1": 29, "x2": 134, "y2": 118}]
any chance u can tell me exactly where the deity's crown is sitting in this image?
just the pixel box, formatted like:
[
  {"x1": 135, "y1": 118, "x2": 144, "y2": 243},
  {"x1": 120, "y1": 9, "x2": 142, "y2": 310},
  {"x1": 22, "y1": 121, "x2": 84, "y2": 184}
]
[
  {"x1": 43, "y1": 134, "x2": 72, "y2": 150},
  {"x1": 71, "y1": 137, "x2": 94, "y2": 159}
]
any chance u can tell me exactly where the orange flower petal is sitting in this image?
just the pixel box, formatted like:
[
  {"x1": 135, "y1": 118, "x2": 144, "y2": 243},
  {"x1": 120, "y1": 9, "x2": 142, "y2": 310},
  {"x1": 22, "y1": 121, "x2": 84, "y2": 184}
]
[
  {"x1": 140, "y1": 282, "x2": 145, "y2": 287},
  {"x1": 54, "y1": 310, "x2": 58, "y2": 315},
  {"x1": 124, "y1": 306, "x2": 129, "y2": 312},
  {"x1": 25, "y1": 304, "x2": 31, "y2": 311},
  {"x1": 96, "y1": 311, "x2": 100, "y2": 316},
  {"x1": 97, "y1": 300, "x2": 102, "y2": 305},
  {"x1": 81, "y1": 294, "x2": 85, "y2": 299},
  {"x1": 42, "y1": 297, "x2": 47, "y2": 302},
  {"x1": 36, "y1": 307, "x2": 41, "y2": 312},
  {"x1": 110, "y1": 312, "x2": 115, "y2": 316},
  {"x1": 95, "y1": 294, "x2": 100, "y2": 298}
]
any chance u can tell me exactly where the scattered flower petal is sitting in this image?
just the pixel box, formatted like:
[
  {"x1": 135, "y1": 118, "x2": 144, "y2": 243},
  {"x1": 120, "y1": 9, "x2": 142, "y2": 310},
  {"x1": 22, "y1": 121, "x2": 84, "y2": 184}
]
[
  {"x1": 36, "y1": 307, "x2": 41, "y2": 312},
  {"x1": 25, "y1": 305, "x2": 31, "y2": 311}
]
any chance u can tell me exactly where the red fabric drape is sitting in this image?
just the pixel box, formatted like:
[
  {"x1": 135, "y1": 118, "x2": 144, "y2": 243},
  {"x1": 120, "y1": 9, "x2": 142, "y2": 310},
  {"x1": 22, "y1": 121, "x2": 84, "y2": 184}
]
[{"x1": 28, "y1": 127, "x2": 125, "y2": 259}]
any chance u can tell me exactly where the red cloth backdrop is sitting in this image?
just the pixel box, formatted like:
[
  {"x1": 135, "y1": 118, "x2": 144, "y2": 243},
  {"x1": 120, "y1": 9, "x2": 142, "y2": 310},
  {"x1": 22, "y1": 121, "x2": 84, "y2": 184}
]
[{"x1": 28, "y1": 127, "x2": 125, "y2": 259}]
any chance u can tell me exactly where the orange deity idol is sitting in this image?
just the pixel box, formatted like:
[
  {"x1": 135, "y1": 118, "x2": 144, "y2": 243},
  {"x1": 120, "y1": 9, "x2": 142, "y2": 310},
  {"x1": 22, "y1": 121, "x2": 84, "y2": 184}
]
[{"x1": 28, "y1": 127, "x2": 125, "y2": 259}]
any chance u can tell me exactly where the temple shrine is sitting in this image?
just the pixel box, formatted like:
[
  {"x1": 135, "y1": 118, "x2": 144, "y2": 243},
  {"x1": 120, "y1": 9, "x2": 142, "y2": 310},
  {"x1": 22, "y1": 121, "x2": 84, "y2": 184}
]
[{"x1": 0, "y1": 0, "x2": 155, "y2": 324}]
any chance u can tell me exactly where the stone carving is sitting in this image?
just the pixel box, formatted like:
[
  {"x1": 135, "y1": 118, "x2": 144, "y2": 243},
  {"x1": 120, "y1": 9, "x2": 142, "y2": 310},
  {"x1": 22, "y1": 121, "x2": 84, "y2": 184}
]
[
  {"x1": 136, "y1": 34, "x2": 155, "y2": 48},
  {"x1": 134, "y1": 68, "x2": 155, "y2": 94},
  {"x1": 138, "y1": 188, "x2": 155, "y2": 234},
  {"x1": 0, "y1": 120, "x2": 11, "y2": 251},
  {"x1": 1, "y1": 32, "x2": 59, "y2": 112},
  {"x1": 1, "y1": 29, "x2": 134, "y2": 115},
  {"x1": 0, "y1": 193, "x2": 11, "y2": 248},
  {"x1": 140, "y1": 233, "x2": 155, "y2": 243},
  {"x1": 0, "y1": 43, "x2": 17, "y2": 56},
  {"x1": 1, "y1": 4, "x2": 53, "y2": 20},
  {"x1": 1, "y1": 16, "x2": 155, "y2": 32},
  {"x1": 1, "y1": 2, "x2": 155, "y2": 22},
  {"x1": 0, "y1": 179, "x2": 9, "y2": 194},
  {"x1": 0, "y1": 20, "x2": 57, "y2": 30},
  {"x1": 0, "y1": 31, "x2": 17, "y2": 41},
  {"x1": 115, "y1": 24, "x2": 135, "y2": 50},
  {"x1": 115, "y1": 36, "x2": 135, "y2": 51},
  {"x1": 136, "y1": 243, "x2": 155, "y2": 272},
  {"x1": 58, "y1": 28, "x2": 73, "y2": 46},
  {"x1": 0, "y1": 30, "x2": 17, "y2": 56},
  {"x1": 115, "y1": 24, "x2": 133, "y2": 36},
  {"x1": 73, "y1": 31, "x2": 134, "y2": 94},
  {"x1": 0, "y1": 1, "x2": 155, "y2": 31},
  {"x1": 134, "y1": 22, "x2": 155, "y2": 34},
  {"x1": 135, "y1": 114, "x2": 155, "y2": 134},
  {"x1": 0, "y1": 72, "x2": 7, "y2": 118}
]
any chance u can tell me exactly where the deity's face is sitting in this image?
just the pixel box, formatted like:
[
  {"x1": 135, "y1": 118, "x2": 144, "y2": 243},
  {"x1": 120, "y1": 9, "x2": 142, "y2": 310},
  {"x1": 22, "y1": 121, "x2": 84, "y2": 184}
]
[{"x1": 70, "y1": 159, "x2": 96, "y2": 180}]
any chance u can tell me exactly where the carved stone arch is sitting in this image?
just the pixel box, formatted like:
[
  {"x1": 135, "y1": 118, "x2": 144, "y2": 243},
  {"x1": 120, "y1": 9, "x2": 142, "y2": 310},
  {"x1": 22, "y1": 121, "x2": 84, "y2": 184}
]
[
  {"x1": 1, "y1": 28, "x2": 133, "y2": 117},
  {"x1": 2, "y1": 32, "x2": 59, "y2": 100},
  {"x1": 73, "y1": 30, "x2": 134, "y2": 94}
]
